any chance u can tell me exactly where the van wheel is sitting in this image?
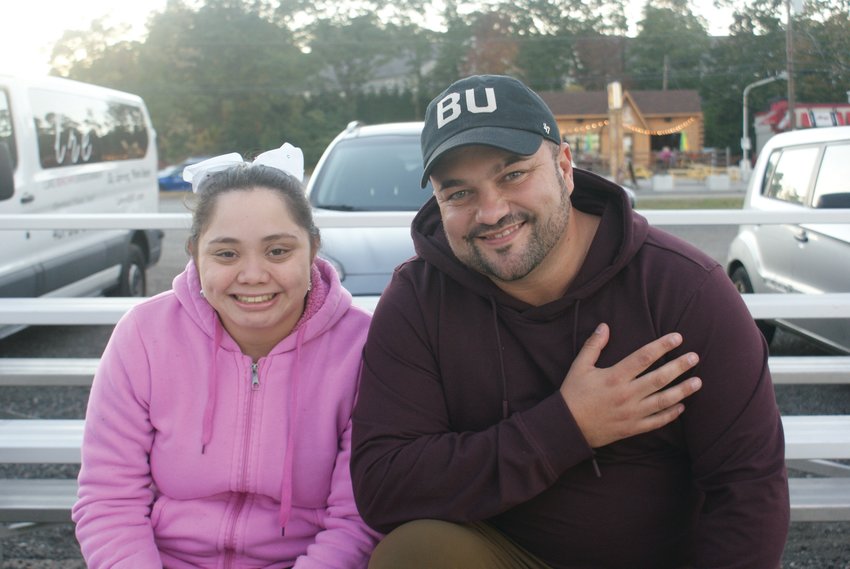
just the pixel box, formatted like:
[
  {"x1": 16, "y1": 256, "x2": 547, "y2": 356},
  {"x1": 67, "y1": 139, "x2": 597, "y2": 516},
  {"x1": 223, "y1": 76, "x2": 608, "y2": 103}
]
[
  {"x1": 730, "y1": 266, "x2": 776, "y2": 345},
  {"x1": 115, "y1": 244, "x2": 147, "y2": 297}
]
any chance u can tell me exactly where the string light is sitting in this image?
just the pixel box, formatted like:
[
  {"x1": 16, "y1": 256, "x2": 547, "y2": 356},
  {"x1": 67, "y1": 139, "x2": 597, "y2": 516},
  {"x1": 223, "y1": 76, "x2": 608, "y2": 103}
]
[
  {"x1": 623, "y1": 117, "x2": 696, "y2": 136},
  {"x1": 562, "y1": 117, "x2": 696, "y2": 136},
  {"x1": 562, "y1": 120, "x2": 609, "y2": 134}
]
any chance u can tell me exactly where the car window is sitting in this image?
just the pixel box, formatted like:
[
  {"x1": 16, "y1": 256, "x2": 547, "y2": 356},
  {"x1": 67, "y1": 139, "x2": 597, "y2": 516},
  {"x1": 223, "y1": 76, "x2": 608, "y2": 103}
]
[
  {"x1": 310, "y1": 135, "x2": 431, "y2": 211},
  {"x1": 759, "y1": 151, "x2": 780, "y2": 198},
  {"x1": 763, "y1": 145, "x2": 819, "y2": 205},
  {"x1": 0, "y1": 89, "x2": 16, "y2": 169},
  {"x1": 812, "y1": 142, "x2": 850, "y2": 208}
]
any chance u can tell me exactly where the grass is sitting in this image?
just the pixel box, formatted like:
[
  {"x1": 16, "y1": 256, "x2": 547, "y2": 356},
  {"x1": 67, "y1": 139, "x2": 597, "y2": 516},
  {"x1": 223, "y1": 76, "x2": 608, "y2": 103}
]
[{"x1": 636, "y1": 196, "x2": 744, "y2": 209}]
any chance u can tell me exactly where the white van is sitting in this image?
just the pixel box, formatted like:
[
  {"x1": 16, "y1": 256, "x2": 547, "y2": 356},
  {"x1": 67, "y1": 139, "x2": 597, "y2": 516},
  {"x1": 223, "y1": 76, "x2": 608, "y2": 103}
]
[{"x1": 0, "y1": 74, "x2": 163, "y2": 339}]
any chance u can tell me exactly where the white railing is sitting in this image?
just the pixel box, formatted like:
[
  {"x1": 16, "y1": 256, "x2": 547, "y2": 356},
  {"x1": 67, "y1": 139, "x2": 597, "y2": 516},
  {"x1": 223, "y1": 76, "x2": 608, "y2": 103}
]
[
  {"x1": 1, "y1": 208, "x2": 850, "y2": 229},
  {"x1": 2, "y1": 208, "x2": 849, "y2": 321}
]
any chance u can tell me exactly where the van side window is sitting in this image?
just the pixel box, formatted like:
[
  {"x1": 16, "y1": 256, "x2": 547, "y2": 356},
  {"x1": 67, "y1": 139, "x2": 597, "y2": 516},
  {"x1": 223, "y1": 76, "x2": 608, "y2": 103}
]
[
  {"x1": 29, "y1": 88, "x2": 149, "y2": 169},
  {"x1": 0, "y1": 89, "x2": 16, "y2": 169},
  {"x1": 763, "y1": 146, "x2": 819, "y2": 205},
  {"x1": 812, "y1": 143, "x2": 850, "y2": 208}
]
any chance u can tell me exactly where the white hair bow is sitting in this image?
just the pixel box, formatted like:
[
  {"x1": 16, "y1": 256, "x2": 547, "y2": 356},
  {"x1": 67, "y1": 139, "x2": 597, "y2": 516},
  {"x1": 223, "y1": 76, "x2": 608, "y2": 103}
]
[{"x1": 182, "y1": 143, "x2": 305, "y2": 193}]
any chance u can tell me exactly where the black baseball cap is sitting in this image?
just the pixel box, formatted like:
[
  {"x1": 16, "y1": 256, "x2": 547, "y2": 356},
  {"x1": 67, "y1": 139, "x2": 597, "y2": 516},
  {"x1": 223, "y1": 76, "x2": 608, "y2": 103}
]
[{"x1": 420, "y1": 74, "x2": 561, "y2": 187}]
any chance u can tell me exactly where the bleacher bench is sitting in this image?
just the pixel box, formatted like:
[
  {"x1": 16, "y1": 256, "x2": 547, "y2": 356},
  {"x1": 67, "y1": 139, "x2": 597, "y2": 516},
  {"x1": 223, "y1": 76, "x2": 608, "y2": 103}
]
[
  {"x1": 2, "y1": 294, "x2": 849, "y2": 526},
  {"x1": 1, "y1": 415, "x2": 849, "y2": 523}
]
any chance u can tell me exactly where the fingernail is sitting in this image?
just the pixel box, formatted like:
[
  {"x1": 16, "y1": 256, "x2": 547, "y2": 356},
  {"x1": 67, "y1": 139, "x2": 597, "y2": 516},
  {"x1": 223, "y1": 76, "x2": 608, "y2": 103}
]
[
  {"x1": 687, "y1": 353, "x2": 698, "y2": 365},
  {"x1": 595, "y1": 323, "x2": 604, "y2": 334},
  {"x1": 690, "y1": 378, "x2": 702, "y2": 390}
]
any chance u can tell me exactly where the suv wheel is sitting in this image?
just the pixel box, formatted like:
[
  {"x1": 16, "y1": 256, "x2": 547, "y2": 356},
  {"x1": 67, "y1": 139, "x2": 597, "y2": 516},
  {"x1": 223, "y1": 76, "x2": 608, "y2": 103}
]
[
  {"x1": 113, "y1": 244, "x2": 147, "y2": 297},
  {"x1": 730, "y1": 266, "x2": 776, "y2": 345}
]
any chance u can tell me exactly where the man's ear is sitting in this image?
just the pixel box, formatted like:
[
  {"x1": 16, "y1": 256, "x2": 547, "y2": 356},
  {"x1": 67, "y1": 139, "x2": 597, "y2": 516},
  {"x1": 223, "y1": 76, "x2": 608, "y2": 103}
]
[
  {"x1": 559, "y1": 142, "x2": 574, "y2": 181},
  {"x1": 561, "y1": 142, "x2": 573, "y2": 172}
]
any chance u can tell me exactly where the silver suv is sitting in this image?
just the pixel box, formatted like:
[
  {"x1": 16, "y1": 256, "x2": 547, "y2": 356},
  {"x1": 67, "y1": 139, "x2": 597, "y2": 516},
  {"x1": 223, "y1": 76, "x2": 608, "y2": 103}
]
[
  {"x1": 726, "y1": 125, "x2": 850, "y2": 353},
  {"x1": 306, "y1": 122, "x2": 431, "y2": 295}
]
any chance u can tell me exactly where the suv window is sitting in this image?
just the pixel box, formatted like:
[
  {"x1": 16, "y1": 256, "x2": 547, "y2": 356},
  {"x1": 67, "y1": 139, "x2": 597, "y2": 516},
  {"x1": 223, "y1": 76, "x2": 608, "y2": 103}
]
[
  {"x1": 812, "y1": 143, "x2": 850, "y2": 208},
  {"x1": 310, "y1": 135, "x2": 430, "y2": 212},
  {"x1": 762, "y1": 145, "x2": 819, "y2": 205}
]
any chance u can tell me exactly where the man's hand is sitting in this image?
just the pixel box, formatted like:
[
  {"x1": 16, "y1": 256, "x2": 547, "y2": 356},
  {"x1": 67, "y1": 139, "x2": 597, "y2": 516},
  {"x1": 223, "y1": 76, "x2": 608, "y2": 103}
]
[{"x1": 560, "y1": 323, "x2": 701, "y2": 448}]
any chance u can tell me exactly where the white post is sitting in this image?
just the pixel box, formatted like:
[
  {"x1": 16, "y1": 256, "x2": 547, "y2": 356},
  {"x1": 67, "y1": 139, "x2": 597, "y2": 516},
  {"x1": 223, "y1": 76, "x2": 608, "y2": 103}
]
[{"x1": 740, "y1": 73, "x2": 788, "y2": 181}]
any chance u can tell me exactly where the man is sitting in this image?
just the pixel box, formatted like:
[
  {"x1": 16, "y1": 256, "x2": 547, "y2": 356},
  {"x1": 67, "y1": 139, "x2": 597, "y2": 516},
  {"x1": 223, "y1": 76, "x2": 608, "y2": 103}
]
[{"x1": 351, "y1": 74, "x2": 789, "y2": 568}]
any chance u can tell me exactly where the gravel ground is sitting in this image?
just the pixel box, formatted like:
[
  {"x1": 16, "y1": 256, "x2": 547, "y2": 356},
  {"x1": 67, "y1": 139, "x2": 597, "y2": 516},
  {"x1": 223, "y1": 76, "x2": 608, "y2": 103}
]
[{"x1": 1, "y1": 324, "x2": 849, "y2": 568}]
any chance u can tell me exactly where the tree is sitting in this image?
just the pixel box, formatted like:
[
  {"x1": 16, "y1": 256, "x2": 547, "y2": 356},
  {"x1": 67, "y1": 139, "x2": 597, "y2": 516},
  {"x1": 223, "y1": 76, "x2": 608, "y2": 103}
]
[
  {"x1": 46, "y1": 0, "x2": 849, "y2": 169},
  {"x1": 789, "y1": 3, "x2": 850, "y2": 103},
  {"x1": 628, "y1": 1, "x2": 712, "y2": 90},
  {"x1": 703, "y1": 0, "x2": 850, "y2": 150},
  {"x1": 487, "y1": 0, "x2": 629, "y2": 91},
  {"x1": 49, "y1": 19, "x2": 142, "y2": 87},
  {"x1": 304, "y1": 14, "x2": 395, "y2": 102}
]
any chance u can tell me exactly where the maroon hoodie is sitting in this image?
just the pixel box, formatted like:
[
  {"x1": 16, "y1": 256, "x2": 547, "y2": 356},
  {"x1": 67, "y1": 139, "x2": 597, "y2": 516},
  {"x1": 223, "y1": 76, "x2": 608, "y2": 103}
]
[{"x1": 351, "y1": 169, "x2": 789, "y2": 569}]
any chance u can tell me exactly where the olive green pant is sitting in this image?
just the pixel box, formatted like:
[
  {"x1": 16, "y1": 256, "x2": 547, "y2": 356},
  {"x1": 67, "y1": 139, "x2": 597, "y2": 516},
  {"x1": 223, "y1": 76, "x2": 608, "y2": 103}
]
[{"x1": 368, "y1": 519, "x2": 553, "y2": 569}]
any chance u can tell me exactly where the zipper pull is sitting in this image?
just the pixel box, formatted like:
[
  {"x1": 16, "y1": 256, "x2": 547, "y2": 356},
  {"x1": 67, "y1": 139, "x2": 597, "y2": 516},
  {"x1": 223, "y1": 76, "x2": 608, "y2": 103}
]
[{"x1": 251, "y1": 362, "x2": 260, "y2": 390}]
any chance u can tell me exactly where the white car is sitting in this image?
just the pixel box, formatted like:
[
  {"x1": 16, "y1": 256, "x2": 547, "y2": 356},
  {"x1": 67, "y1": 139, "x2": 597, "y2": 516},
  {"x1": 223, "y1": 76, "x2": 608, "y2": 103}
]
[{"x1": 726, "y1": 125, "x2": 850, "y2": 353}]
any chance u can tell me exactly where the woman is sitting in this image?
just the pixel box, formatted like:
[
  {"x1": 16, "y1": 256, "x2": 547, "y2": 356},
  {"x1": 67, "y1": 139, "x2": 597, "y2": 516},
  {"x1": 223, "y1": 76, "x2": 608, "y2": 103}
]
[{"x1": 72, "y1": 144, "x2": 380, "y2": 568}]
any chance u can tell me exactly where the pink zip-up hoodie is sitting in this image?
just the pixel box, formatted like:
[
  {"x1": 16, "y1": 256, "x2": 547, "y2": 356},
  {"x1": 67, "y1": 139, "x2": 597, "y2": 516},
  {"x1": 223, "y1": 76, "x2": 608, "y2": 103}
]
[{"x1": 73, "y1": 257, "x2": 381, "y2": 568}]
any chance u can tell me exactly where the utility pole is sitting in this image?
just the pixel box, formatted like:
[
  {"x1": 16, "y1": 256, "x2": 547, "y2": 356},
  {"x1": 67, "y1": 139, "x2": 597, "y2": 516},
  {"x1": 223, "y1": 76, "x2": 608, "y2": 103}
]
[
  {"x1": 786, "y1": 0, "x2": 797, "y2": 130},
  {"x1": 662, "y1": 55, "x2": 669, "y2": 91},
  {"x1": 740, "y1": 73, "x2": 788, "y2": 180}
]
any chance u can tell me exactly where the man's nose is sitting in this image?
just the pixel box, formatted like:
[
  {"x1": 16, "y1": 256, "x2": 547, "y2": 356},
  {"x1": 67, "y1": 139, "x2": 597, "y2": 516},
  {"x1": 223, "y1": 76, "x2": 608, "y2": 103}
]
[{"x1": 475, "y1": 186, "x2": 511, "y2": 226}]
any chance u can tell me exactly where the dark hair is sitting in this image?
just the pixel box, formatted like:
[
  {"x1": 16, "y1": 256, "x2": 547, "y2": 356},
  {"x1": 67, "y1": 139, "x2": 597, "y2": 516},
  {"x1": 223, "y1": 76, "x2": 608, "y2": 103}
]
[{"x1": 185, "y1": 163, "x2": 319, "y2": 254}]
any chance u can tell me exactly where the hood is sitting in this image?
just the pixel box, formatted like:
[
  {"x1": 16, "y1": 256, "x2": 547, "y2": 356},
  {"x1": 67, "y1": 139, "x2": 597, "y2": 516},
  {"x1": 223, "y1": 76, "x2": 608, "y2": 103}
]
[
  {"x1": 410, "y1": 167, "x2": 649, "y2": 312},
  {"x1": 318, "y1": 225, "x2": 416, "y2": 295}
]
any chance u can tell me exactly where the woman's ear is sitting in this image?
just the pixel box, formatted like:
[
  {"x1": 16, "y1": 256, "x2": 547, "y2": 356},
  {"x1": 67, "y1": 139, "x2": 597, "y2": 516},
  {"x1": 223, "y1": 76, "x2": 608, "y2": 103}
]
[
  {"x1": 310, "y1": 235, "x2": 320, "y2": 263},
  {"x1": 186, "y1": 239, "x2": 197, "y2": 260}
]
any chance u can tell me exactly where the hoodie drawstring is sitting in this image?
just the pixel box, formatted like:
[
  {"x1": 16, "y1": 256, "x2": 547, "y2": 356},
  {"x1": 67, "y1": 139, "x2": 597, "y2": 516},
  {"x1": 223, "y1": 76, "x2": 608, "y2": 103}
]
[
  {"x1": 489, "y1": 297, "x2": 510, "y2": 420},
  {"x1": 573, "y1": 299, "x2": 602, "y2": 478},
  {"x1": 201, "y1": 319, "x2": 223, "y2": 453},
  {"x1": 279, "y1": 324, "x2": 306, "y2": 533}
]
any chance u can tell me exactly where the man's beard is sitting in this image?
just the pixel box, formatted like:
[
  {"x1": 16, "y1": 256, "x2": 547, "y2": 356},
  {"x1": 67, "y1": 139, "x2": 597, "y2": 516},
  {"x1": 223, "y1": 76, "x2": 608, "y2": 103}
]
[{"x1": 454, "y1": 175, "x2": 571, "y2": 283}]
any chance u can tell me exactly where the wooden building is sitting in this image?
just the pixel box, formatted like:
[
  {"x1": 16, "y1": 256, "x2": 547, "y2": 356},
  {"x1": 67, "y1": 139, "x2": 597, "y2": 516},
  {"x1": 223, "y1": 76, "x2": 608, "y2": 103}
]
[{"x1": 539, "y1": 89, "x2": 704, "y2": 172}]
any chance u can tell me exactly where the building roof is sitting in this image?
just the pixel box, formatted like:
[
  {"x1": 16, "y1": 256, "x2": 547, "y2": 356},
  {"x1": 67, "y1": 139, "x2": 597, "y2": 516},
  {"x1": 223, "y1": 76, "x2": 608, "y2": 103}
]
[
  {"x1": 629, "y1": 90, "x2": 702, "y2": 115},
  {"x1": 539, "y1": 91, "x2": 608, "y2": 116},
  {"x1": 539, "y1": 89, "x2": 702, "y2": 117}
]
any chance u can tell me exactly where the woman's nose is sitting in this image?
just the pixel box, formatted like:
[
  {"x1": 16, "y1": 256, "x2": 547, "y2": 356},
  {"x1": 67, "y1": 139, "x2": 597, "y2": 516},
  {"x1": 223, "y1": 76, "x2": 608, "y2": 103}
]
[{"x1": 237, "y1": 255, "x2": 269, "y2": 283}]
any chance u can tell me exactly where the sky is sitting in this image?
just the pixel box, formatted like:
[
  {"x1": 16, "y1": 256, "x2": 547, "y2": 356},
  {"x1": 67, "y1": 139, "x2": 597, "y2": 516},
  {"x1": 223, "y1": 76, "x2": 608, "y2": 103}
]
[
  {"x1": 0, "y1": 0, "x2": 166, "y2": 75},
  {"x1": 0, "y1": 0, "x2": 733, "y2": 77}
]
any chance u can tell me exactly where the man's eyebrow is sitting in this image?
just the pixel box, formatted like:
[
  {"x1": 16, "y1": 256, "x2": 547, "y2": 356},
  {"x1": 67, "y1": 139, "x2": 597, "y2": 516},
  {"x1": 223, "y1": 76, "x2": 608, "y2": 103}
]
[
  {"x1": 434, "y1": 153, "x2": 530, "y2": 193},
  {"x1": 435, "y1": 178, "x2": 465, "y2": 193}
]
